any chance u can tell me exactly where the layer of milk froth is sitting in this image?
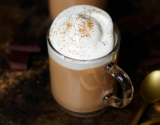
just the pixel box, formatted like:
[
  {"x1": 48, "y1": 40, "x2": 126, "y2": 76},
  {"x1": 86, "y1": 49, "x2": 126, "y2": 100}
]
[{"x1": 49, "y1": 5, "x2": 115, "y2": 60}]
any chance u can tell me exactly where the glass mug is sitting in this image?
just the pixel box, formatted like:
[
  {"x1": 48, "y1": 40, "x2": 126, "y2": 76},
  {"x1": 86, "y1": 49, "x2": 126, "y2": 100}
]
[
  {"x1": 49, "y1": 0, "x2": 108, "y2": 19},
  {"x1": 47, "y1": 24, "x2": 134, "y2": 117}
]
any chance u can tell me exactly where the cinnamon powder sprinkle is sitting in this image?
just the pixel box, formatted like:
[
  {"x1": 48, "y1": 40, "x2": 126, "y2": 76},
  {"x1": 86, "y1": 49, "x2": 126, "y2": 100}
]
[
  {"x1": 87, "y1": 20, "x2": 94, "y2": 30},
  {"x1": 79, "y1": 28, "x2": 85, "y2": 34},
  {"x1": 79, "y1": 28, "x2": 90, "y2": 37},
  {"x1": 78, "y1": 19, "x2": 94, "y2": 37},
  {"x1": 67, "y1": 23, "x2": 72, "y2": 28},
  {"x1": 79, "y1": 14, "x2": 87, "y2": 19}
]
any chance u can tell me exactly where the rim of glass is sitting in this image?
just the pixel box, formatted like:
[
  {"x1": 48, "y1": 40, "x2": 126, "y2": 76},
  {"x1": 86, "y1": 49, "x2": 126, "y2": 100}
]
[{"x1": 47, "y1": 23, "x2": 121, "y2": 62}]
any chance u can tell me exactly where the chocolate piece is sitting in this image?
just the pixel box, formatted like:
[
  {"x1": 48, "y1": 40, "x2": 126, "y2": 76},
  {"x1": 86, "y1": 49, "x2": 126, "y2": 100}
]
[
  {"x1": 9, "y1": 40, "x2": 41, "y2": 52},
  {"x1": 9, "y1": 51, "x2": 30, "y2": 69}
]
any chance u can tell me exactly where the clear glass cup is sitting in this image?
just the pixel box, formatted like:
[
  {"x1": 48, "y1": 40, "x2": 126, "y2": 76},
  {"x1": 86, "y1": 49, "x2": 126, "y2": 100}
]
[
  {"x1": 49, "y1": 0, "x2": 108, "y2": 19},
  {"x1": 46, "y1": 24, "x2": 134, "y2": 117}
]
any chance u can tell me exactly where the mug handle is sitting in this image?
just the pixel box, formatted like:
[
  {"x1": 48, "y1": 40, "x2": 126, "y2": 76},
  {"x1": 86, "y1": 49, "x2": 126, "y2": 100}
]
[{"x1": 103, "y1": 62, "x2": 134, "y2": 108}]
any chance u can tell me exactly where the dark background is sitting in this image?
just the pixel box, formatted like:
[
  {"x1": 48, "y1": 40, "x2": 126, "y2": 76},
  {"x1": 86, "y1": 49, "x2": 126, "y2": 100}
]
[{"x1": 0, "y1": 0, "x2": 160, "y2": 125}]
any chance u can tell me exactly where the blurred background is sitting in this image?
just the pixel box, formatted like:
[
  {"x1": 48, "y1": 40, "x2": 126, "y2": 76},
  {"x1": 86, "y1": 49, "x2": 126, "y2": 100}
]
[{"x1": 0, "y1": 0, "x2": 160, "y2": 125}]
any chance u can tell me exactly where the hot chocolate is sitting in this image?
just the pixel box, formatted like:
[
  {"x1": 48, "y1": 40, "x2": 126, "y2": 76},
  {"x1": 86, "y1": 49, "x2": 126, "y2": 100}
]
[
  {"x1": 48, "y1": 54, "x2": 118, "y2": 113},
  {"x1": 47, "y1": 5, "x2": 121, "y2": 115}
]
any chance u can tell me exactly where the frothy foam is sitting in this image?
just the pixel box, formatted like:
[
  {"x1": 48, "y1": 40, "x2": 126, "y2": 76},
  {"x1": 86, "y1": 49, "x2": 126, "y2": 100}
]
[{"x1": 49, "y1": 5, "x2": 114, "y2": 60}]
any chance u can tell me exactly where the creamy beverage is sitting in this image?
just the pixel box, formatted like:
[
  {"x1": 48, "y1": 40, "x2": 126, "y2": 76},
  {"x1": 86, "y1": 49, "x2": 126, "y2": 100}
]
[
  {"x1": 48, "y1": 55, "x2": 118, "y2": 113},
  {"x1": 49, "y1": 5, "x2": 117, "y2": 112},
  {"x1": 49, "y1": 0, "x2": 108, "y2": 19},
  {"x1": 48, "y1": 5, "x2": 118, "y2": 114}
]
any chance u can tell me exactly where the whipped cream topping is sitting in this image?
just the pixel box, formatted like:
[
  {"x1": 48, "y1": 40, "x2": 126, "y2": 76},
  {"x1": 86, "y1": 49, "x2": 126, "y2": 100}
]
[{"x1": 49, "y1": 5, "x2": 115, "y2": 60}]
